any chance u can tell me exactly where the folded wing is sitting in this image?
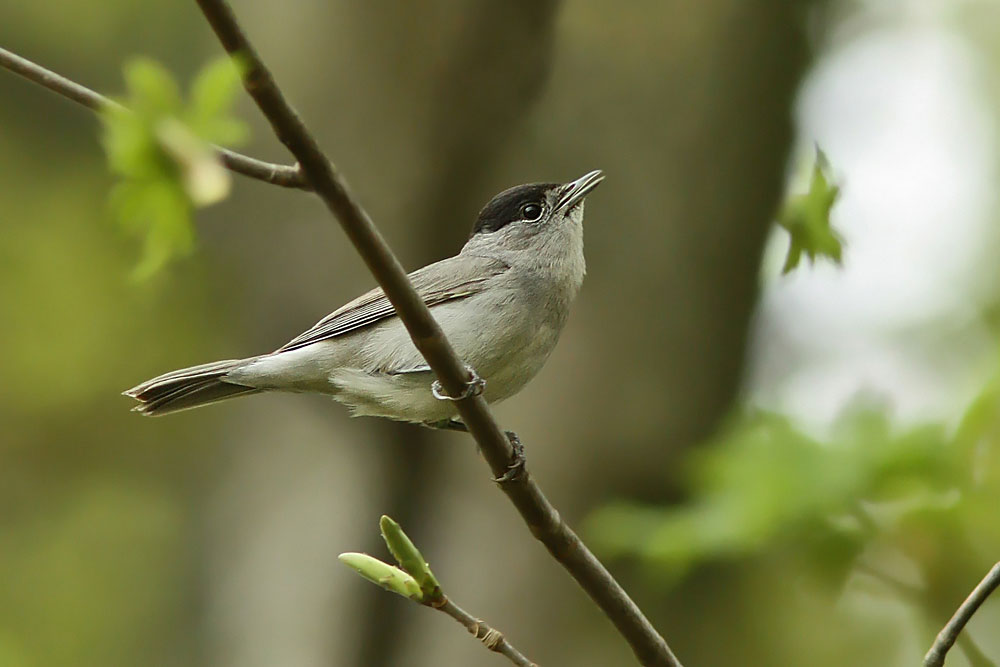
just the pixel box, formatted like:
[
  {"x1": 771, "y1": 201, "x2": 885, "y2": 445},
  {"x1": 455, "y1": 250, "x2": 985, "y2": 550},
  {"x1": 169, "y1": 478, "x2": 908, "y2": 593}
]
[{"x1": 275, "y1": 254, "x2": 510, "y2": 353}]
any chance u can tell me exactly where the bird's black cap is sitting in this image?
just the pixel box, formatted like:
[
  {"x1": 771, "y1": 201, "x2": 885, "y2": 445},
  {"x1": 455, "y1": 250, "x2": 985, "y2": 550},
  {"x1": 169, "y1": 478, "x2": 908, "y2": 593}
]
[{"x1": 472, "y1": 183, "x2": 556, "y2": 235}]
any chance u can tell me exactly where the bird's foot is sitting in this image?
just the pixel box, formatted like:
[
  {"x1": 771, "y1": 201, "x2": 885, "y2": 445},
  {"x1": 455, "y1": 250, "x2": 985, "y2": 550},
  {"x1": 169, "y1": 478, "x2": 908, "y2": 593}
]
[
  {"x1": 431, "y1": 366, "x2": 485, "y2": 401},
  {"x1": 493, "y1": 430, "x2": 526, "y2": 486}
]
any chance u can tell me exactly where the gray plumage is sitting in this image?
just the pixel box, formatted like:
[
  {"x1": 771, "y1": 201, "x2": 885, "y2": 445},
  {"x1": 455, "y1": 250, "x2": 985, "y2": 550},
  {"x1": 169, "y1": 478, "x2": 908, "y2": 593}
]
[{"x1": 125, "y1": 171, "x2": 603, "y2": 424}]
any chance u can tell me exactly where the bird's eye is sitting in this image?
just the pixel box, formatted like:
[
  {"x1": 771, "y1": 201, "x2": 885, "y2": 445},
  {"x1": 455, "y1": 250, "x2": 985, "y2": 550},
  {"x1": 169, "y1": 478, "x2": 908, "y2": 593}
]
[{"x1": 520, "y1": 203, "x2": 543, "y2": 222}]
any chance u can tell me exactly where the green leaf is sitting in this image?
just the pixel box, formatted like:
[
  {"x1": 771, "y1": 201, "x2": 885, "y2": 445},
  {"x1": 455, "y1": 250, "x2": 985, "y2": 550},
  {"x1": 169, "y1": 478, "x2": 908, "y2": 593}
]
[
  {"x1": 338, "y1": 553, "x2": 423, "y2": 601},
  {"x1": 195, "y1": 117, "x2": 250, "y2": 147},
  {"x1": 777, "y1": 148, "x2": 844, "y2": 274},
  {"x1": 101, "y1": 105, "x2": 166, "y2": 179},
  {"x1": 122, "y1": 59, "x2": 182, "y2": 117},
  {"x1": 100, "y1": 56, "x2": 250, "y2": 277},
  {"x1": 186, "y1": 56, "x2": 249, "y2": 144},
  {"x1": 380, "y1": 516, "x2": 442, "y2": 601},
  {"x1": 108, "y1": 179, "x2": 193, "y2": 281}
]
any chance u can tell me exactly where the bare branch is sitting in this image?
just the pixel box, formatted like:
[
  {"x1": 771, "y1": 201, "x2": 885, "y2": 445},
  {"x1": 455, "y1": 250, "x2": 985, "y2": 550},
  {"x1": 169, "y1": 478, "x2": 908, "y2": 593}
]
[
  {"x1": 925, "y1": 562, "x2": 1000, "y2": 667},
  {"x1": 0, "y1": 45, "x2": 308, "y2": 190},
  {"x1": 190, "y1": 1, "x2": 682, "y2": 665},
  {"x1": 856, "y1": 563, "x2": 995, "y2": 667},
  {"x1": 434, "y1": 597, "x2": 537, "y2": 667}
]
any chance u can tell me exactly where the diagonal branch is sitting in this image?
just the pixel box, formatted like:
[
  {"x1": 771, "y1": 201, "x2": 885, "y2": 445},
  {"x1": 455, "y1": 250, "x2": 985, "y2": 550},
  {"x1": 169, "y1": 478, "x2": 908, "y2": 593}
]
[
  {"x1": 0, "y1": 46, "x2": 308, "y2": 190},
  {"x1": 191, "y1": 1, "x2": 682, "y2": 665},
  {"x1": 925, "y1": 562, "x2": 1000, "y2": 667}
]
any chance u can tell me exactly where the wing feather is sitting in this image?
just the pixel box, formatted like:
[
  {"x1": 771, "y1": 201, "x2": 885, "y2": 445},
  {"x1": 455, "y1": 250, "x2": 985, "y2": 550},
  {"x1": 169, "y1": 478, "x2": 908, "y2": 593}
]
[{"x1": 275, "y1": 255, "x2": 509, "y2": 353}]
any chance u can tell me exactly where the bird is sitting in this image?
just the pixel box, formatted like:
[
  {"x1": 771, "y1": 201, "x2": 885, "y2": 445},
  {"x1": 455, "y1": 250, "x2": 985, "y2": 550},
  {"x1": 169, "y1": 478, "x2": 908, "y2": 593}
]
[{"x1": 124, "y1": 170, "x2": 604, "y2": 429}]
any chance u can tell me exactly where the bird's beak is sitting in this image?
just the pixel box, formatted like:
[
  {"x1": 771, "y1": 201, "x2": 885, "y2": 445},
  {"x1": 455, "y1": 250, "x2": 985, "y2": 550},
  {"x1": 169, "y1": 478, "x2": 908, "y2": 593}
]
[{"x1": 555, "y1": 169, "x2": 604, "y2": 212}]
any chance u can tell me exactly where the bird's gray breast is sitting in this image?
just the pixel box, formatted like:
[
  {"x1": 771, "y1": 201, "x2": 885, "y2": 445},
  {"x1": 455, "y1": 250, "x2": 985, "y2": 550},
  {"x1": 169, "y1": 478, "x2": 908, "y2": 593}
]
[{"x1": 438, "y1": 265, "x2": 573, "y2": 403}]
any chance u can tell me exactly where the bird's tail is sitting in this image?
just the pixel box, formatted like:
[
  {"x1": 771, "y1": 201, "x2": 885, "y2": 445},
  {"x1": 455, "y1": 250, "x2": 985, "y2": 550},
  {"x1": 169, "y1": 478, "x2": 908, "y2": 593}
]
[{"x1": 124, "y1": 358, "x2": 261, "y2": 416}]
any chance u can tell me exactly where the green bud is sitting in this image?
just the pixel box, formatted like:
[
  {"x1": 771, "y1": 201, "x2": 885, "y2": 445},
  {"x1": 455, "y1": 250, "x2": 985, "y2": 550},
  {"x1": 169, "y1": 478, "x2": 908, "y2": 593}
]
[
  {"x1": 380, "y1": 515, "x2": 442, "y2": 601},
  {"x1": 338, "y1": 552, "x2": 422, "y2": 601}
]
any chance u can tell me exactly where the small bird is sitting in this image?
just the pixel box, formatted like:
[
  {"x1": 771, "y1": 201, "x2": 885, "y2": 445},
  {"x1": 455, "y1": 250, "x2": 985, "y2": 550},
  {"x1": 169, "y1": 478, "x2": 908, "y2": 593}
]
[{"x1": 125, "y1": 170, "x2": 603, "y2": 427}]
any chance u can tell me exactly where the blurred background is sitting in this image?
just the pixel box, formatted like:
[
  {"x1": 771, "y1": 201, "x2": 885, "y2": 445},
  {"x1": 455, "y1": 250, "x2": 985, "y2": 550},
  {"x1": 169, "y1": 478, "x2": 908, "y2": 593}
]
[{"x1": 3, "y1": 0, "x2": 1000, "y2": 665}]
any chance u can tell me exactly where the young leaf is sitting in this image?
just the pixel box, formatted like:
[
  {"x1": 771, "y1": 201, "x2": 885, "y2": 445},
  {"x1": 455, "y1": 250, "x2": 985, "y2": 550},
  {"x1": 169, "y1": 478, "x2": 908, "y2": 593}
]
[
  {"x1": 100, "y1": 56, "x2": 249, "y2": 278},
  {"x1": 123, "y1": 59, "x2": 182, "y2": 116},
  {"x1": 777, "y1": 148, "x2": 844, "y2": 274},
  {"x1": 186, "y1": 56, "x2": 249, "y2": 145}
]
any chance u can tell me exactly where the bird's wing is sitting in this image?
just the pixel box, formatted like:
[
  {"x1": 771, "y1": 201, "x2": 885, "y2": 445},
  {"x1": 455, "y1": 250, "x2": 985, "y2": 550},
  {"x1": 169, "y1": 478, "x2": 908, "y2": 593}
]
[{"x1": 275, "y1": 255, "x2": 510, "y2": 353}]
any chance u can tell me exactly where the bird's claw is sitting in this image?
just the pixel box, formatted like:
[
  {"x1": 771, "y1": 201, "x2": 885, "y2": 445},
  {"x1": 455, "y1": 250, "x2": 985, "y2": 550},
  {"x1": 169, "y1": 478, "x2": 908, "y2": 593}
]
[
  {"x1": 493, "y1": 431, "x2": 526, "y2": 485},
  {"x1": 431, "y1": 366, "x2": 486, "y2": 401}
]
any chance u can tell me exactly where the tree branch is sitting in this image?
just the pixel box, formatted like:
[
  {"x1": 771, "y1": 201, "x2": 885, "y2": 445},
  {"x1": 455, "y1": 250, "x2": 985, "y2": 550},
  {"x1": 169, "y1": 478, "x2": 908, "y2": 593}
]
[
  {"x1": 925, "y1": 562, "x2": 1000, "y2": 667},
  {"x1": 856, "y1": 563, "x2": 995, "y2": 667},
  {"x1": 0, "y1": 46, "x2": 308, "y2": 190},
  {"x1": 190, "y1": 1, "x2": 682, "y2": 665},
  {"x1": 434, "y1": 598, "x2": 537, "y2": 667}
]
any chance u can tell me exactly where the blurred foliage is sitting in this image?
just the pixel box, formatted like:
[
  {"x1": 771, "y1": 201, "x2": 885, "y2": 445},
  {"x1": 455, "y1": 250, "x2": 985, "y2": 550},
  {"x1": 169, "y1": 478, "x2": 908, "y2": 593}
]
[
  {"x1": 586, "y1": 406, "x2": 958, "y2": 578},
  {"x1": 589, "y1": 409, "x2": 958, "y2": 576},
  {"x1": 587, "y1": 350, "x2": 1000, "y2": 658},
  {"x1": 776, "y1": 149, "x2": 843, "y2": 274},
  {"x1": 101, "y1": 57, "x2": 247, "y2": 278}
]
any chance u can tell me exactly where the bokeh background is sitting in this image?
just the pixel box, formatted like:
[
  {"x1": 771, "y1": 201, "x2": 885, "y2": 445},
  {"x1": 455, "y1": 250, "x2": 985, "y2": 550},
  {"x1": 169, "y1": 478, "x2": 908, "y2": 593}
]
[{"x1": 4, "y1": 0, "x2": 1000, "y2": 665}]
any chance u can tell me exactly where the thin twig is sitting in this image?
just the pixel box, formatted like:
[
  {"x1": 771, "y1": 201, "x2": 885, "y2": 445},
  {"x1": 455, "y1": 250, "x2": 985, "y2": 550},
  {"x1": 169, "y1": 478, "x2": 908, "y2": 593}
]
[
  {"x1": 856, "y1": 564, "x2": 995, "y2": 667},
  {"x1": 0, "y1": 46, "x2": 308, "y2": 190},
  {"x1": 431, "y1": 598, "x2": 537, "y2": 667},
  {"x1": 925, "y1": 562, "x2": 1000, "y2": 667},
  {"x1": 190, "y1": 1, "x2": 681, "y2": 665}
]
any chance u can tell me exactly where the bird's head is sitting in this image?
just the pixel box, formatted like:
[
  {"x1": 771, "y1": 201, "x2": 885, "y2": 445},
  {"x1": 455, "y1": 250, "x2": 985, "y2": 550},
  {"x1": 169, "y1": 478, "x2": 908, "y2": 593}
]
[{"x1": 467, "y1": 170, "x2": 604, "y2": 251}]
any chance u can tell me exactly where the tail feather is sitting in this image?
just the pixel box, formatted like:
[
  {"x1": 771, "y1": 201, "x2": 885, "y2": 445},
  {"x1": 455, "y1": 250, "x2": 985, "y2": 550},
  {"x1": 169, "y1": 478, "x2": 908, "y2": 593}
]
[{"x1": 125, "y1": 358, "x2": 261, "y2": 416}]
